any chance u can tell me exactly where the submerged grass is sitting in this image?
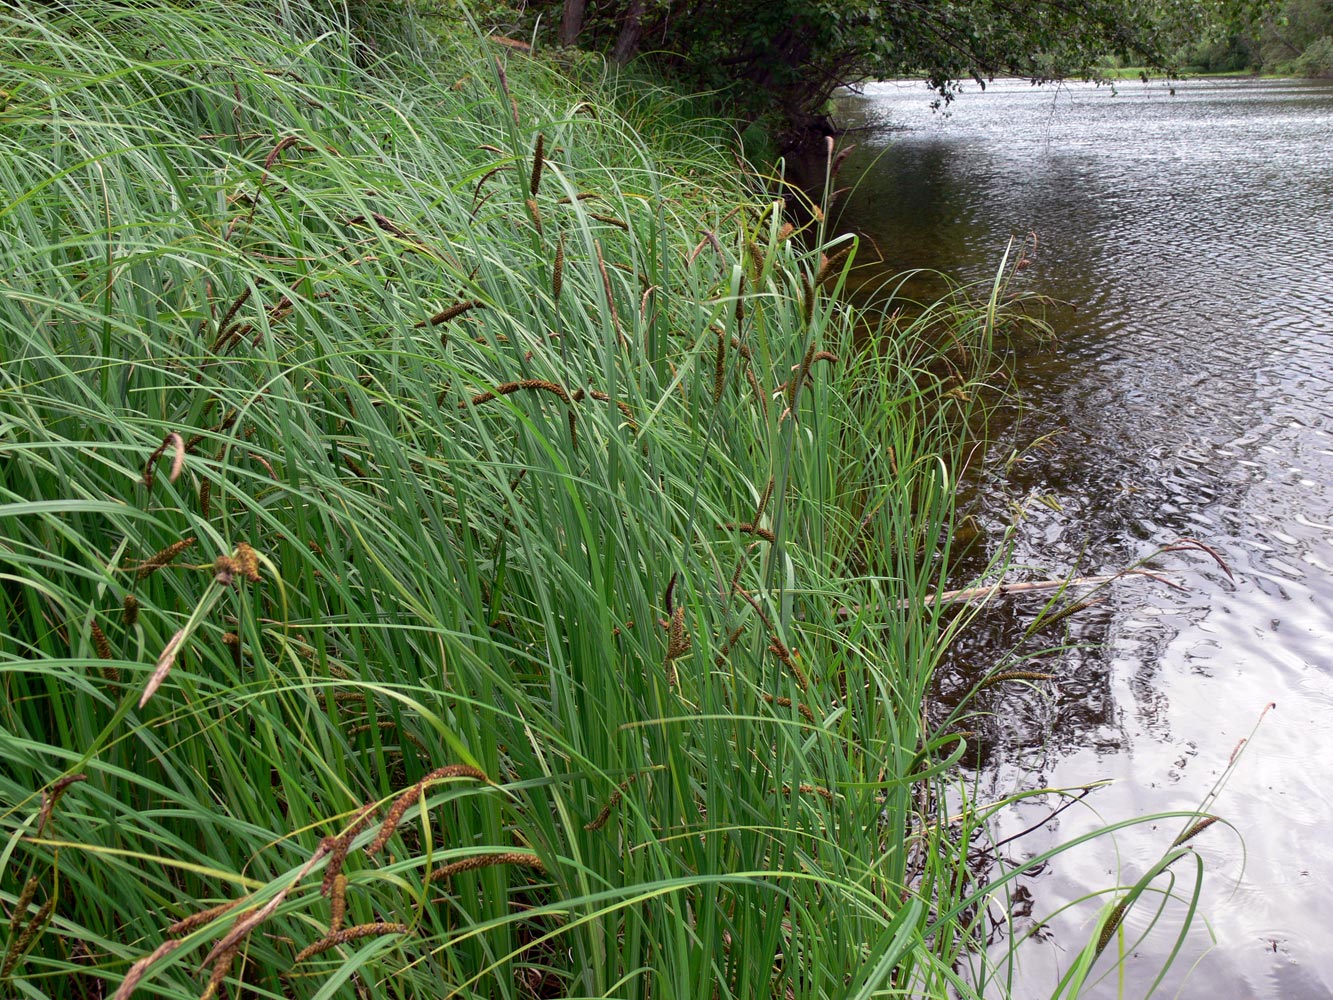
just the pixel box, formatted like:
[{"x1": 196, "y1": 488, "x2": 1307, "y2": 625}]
[{"x1": 0, "y1": 3, "x2": 1222, "y2": 998}]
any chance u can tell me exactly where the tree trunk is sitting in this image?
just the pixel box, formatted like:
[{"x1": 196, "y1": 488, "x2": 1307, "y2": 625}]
[
  {"x1": 611, "y1": 0, "x2": 645, "y2": 64},
  {"x1": 559, "y1": 0, "x2": 586, "y2": 47}
]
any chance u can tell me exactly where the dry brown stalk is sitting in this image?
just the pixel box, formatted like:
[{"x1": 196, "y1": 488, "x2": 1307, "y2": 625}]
[
  {"x1": 761, "y1": 693, "x2": 815, "y2": 724},
  {"x1": 593, "y1": 240, "x2": 625, "y2": 346},
  {"x1": 1172, "y1": 815, "x2": 1219, "y2": 847},
  {"x1": 414, "y1": 299, "x2": 483, "y2": 329},
  {"x1": 291, "y1": 922, "x2": 409, "y2": 965},
  {"x1": 471, "y1": 164, "x2": 513, "y2": 205},
  {"x1": 140, "y1": 629, "x2": 186, "y2": 708},
  {"x1": 143, "y1": 432, "x2": 186, "y2": 489},
  {"x1": 722, "y1": 523, "x2": 776, "y2": 544},
  {"x1": 461, "y1": 379, "x2": 572, "y2": 408},
  {"x1": 365, "y1": 765, "x2": 489, "y2": 858},
  {"x1": 585, "y1": 773, "x2": 640, "y2": 831},
  {"x1": 490, "y1": 34, "x2": 532, "y2": 51},
  {"x1": 426, "y1": 851, "x2": 546, "y2": 884},
  {"x1": 552, "y1": 235, "x2": 565, "y2": 303},
  {"x1": 134, "y1": 537, "x2": 196, "y2": 579},
  {"x1": 122, "y1": 594, "x2": 140, "y2": 629},
  {"x1": 110, "y1": 938, "x2": 183, "y2": 1000},
  {"x1": 166, "y1": 898, "x2": 245, "y2": 939},
  {"x1": 529, "y1": 133, "x2": 545, "y2": 196},
  {"x1": 36, "y1": 773, "x2": 86, "y2": 836}
]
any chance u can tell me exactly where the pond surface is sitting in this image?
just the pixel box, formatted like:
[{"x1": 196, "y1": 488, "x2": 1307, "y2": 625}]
[{"x1": 834, "y1": 77, "x2": 1333, "y2": 998}]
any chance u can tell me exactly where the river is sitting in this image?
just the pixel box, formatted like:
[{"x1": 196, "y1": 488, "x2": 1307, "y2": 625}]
[{"x1": 833, "y1": 77, "x2": 1333, "y2": 998}]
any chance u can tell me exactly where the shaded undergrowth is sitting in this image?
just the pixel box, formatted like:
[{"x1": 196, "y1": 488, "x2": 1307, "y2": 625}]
[{"x1": 0, "y1": 3, "x2": 1223, "y2": 998}]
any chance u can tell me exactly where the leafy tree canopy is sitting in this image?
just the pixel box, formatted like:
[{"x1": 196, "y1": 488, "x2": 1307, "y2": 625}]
[{"x1": 517, "y1": 0, "x2": 1275, "y2": 143}]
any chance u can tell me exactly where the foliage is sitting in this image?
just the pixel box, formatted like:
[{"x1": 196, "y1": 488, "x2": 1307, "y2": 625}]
[
  {"x1": 518, "y1": 0, "x2": 1276, "y2": 139},
  {"x1": 0, "y1": 2, "x2": 1225, "y2": 998}
]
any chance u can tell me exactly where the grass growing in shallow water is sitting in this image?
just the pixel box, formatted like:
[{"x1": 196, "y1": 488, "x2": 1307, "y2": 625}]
[{"x1": 0, "y1": 3, "x2": 1226, "y2": 997}]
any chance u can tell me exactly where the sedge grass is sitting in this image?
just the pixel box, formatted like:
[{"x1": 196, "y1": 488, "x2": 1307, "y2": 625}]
[{"x1": 0, "y1": 3, "x2": 1222, "y2": 998}]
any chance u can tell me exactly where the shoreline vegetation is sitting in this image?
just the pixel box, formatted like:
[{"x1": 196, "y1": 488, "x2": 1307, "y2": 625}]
[{"x1": 1, "y1": 3, "x2": 1229, "y2": 998}]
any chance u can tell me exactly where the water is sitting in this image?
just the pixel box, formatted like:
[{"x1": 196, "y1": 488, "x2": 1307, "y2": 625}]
[{"x1": 834, "y1": 78, "x2": 1333, "y2": 998}]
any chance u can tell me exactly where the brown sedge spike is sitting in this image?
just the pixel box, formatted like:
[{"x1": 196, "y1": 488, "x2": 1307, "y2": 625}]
[
  {"x1": 585, "y1": 773, "x2": 639, "y2": 831},
  {"x1": 122, "y1": 594, "x2": 140, "y2": 628},
  {"x1": 425, "y1": 852, "x2": 546, "y2": 883},
  {"x1": 365, "y1": 766, "x2": 488, "y2": 857},
  {"x1": 415, "y1": 299, "x2": 482, "y2": 329},
  {"x1": 292, "y1": 923, "x2": 409, "y2": 965},
  {"x1": 552, "y1": 234, "x2": 565, "y2": 303},
  {"x1": 1172, "y1": 815, "x2": 1219, "y2": 847},
  {"x1": 198, "y1": 945, "x2": 237, "y2": 1000},
  {"x1": 166, "y1": 898, "x2": 245, "y2": 939},
  {"x1": 135, "y1": 537, "x2": 195, "y2": 579},
  {"x1": 529, "y1": 133, "x2": 544, "y2": 196},
  {"x1": 753, "y1": 477, "x2": 775, "y2": 522},
  {"x1": 90, "y1": 619, "x2": 112, "y2": 660}
]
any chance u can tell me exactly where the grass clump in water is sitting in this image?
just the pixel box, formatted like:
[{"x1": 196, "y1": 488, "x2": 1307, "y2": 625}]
[{"x1": 0, "y1": 3, "x2": 1223, "y2": 998}]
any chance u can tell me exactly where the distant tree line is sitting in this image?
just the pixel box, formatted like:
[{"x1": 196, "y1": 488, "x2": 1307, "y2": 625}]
[
  {"x1": 502, "y1": 0, "x2": 1277, "y2": 146},
  {"x1": 1177, "y1": 0, "x2": 1333, "y2": 75}
]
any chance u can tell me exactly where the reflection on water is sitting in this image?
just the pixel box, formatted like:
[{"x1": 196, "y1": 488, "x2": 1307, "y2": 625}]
[{"x1": 835, "y1": 77, "x2": 1333, "y2": 998}]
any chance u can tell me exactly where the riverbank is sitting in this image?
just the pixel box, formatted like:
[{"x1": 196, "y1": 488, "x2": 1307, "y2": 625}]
[{"x1": 0, "y1": 5, "x2": 1199, "y2": 999}]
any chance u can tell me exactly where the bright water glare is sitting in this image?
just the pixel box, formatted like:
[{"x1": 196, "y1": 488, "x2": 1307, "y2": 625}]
[{"x1": 836, "y1": 77, "x2": 1333, "y2": 999}]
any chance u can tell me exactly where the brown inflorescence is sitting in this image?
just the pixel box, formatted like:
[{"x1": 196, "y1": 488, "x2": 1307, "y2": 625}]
[
  {"x1": 135, "y1": 538, "x2": 196, "y2": 579},
  {"x1": 1172, "y1": 815, "x2": 1219, "y2": 847},
  {"x1": 166, "y1": 898, "x2": 245, "y2": 939},
  {"x1": 365, "y1": 765, "x2": 489, "y2": 858},
  {"x1": 425, "y1": 851, "x2": 546, "y2": 884},
  {"x1": 415, "y1": 299, "x2": 483, "y2": 329},
  {"x1": 529, "y1": 133, "x2": 545, "y2": 196},
  {"x1": 585, "y1": 773, "x2": 640, "y2": 831},
  {"x1": 761, "y1": 693, "x2": 816, "y2": 724},
  {"x1": 291, "y1": 922, "x2": 409, "y2": 965}
]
